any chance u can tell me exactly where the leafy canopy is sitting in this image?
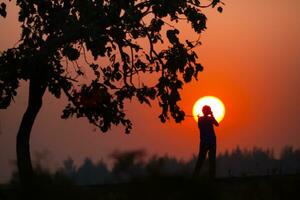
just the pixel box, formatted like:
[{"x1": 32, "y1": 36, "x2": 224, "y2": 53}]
[{"x1": 0, "y1": 0, "x2": 223, "y2": 133}]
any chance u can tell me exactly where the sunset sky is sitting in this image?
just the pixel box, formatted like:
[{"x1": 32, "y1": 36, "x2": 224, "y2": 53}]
[{"x1": 1, "y1": 0, "x2": 300, "y2": 183}]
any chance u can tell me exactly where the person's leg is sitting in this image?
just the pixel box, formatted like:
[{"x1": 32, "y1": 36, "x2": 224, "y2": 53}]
[
  {"x1": 194, "y1": 143, "x2": 208, "y2": 176},
  {"x1": 208, "y1": 143, "x2": 217, "y2": 178}
]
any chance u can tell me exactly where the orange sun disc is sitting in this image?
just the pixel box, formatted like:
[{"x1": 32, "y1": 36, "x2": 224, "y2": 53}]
[{"x1": 192, "y1": 96, "x2": 225, "y2": 123}]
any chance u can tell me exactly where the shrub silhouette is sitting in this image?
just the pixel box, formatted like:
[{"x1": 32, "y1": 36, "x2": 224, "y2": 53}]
[{"x1": 50, "y1": 146, "x2": 300, "y2": 185}]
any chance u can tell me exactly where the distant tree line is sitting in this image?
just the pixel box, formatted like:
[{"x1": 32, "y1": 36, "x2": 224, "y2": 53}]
[{"x1": 9, "y1": 146, "x2": 300, "y2": 185}]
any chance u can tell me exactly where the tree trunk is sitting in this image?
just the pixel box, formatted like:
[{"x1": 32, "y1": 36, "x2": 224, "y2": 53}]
[{"x1": 16, "y1": 78, "x2": 46, "y2": 188}]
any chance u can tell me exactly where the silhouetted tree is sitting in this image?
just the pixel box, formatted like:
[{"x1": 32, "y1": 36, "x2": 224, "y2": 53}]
[
  {"x1": 0, "y1": 2, "x2": 6, "y2": 18},
  {"x1": 74, "y1": 158, "x2": 111, "y2": 185},
  {"x1": 111, "y1": 149, "x2": 146, "y2": 181},
  {"x1": 146, "y1": 155, "x2": 187, "y2": 177},
  {"x1": 280, "y1": 146, "x2": 300, "y2": 174},
  {"x1": 0, "y1": 0, "x2": 223, "y2": 187},
  {"x1": 62, "y1": 157, "x2": 77, "y2": 178}
]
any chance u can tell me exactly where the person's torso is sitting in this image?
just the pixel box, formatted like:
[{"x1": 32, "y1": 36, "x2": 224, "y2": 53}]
[{"x1": 198, "y1": 116, "x2": 216, "y2": 143}]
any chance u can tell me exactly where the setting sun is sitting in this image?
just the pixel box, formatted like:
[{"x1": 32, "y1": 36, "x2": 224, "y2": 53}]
[{"x1": 192, "y1": 96, "x2": 225, "y2": 123}]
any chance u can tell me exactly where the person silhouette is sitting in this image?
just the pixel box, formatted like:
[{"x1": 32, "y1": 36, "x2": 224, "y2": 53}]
[{"x1": 193, "y1": 105, "x2": 219, "y2": 178}]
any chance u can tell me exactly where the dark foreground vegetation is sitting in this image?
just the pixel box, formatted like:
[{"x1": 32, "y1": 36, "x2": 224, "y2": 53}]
[
  {"x1": 0, "y1": 146, "x2": 300, "y2": 199},
  {"x1": 1, "y1": 175, "x2": 300, "y2": 200},
  {"x1": 33, "y1": 146, "x2": 300, "y2": 185}
]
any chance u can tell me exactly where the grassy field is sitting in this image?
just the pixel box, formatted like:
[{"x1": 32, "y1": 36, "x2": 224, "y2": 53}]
[{"x1": 1, "y1": 175, "x2": 299, "y2": 200}]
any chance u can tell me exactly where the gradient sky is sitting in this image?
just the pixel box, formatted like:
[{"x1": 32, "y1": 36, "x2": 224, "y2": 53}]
[{"x1": 1, "y1": 0, "x2": 300, "y2": 183}]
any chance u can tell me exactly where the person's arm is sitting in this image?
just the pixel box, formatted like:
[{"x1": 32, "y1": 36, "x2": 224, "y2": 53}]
[{"x1": 210, "y1": 114, "x2": 219, "y2": 126}]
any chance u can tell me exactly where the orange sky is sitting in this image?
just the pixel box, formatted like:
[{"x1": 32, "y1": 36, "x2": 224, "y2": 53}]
[{"x1": 1, "y1": 0, "x2": 300, "y2": 183}]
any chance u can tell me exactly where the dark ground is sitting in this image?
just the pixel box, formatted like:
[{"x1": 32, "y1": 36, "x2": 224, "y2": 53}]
[{"x1": 0, "y1": 175, "x2": 299, "y2": 200}]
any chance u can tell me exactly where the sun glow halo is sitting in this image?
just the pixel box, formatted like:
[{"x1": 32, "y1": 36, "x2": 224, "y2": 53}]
[{"x1": 192, "y1": 96, "x2": 225, "y2": 123}]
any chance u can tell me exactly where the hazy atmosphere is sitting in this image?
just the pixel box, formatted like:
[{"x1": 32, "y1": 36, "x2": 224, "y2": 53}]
[{"x1": 1, "y1": 0, "x2": 300, "y2": 184}]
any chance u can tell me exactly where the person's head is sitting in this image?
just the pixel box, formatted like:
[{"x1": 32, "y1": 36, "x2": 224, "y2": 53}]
[{"x1": 202, "y1": 105, "x2": 212, "y2": 116}]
